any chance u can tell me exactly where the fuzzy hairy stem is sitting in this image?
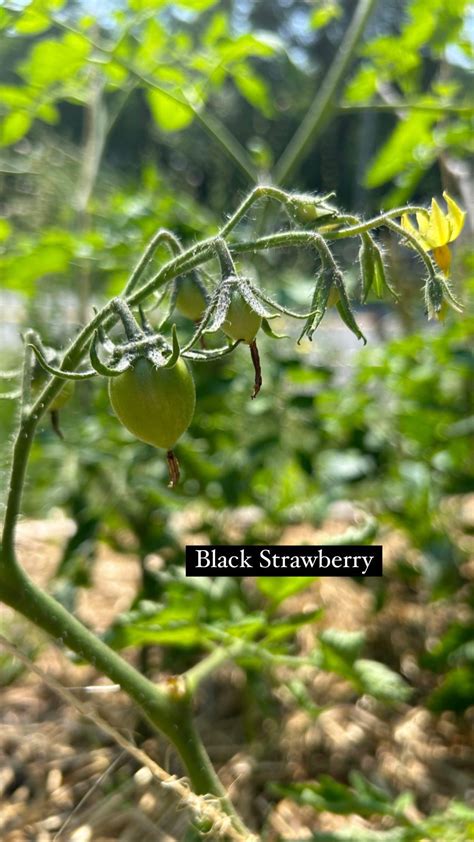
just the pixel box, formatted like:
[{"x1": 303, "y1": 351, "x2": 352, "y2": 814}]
[{"x1": 0, "y1": 557, "x2": 246, "y2": 831}]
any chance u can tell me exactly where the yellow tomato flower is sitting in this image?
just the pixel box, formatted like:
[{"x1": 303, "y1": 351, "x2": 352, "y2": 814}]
[{"x1": 401, "y1": 191, "x2": 465, "y2": 275}]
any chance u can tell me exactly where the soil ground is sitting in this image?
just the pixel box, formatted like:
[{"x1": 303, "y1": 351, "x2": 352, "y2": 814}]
[{"x1": 1, "y1": 498, "x2": 473, "y2": 841}]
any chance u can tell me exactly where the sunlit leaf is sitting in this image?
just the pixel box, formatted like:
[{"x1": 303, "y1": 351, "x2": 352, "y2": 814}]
[{"x1": 147, "y1": 88, "x2": 194, "y2": 132}]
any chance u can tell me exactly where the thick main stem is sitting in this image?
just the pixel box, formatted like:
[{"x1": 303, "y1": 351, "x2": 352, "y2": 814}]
[{"x1": 0, "y1": 558, "x2": 245, "y2": 830}]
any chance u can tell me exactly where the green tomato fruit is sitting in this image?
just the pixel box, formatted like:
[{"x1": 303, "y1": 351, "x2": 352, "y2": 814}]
[
  {"x1": 108, "y1": 356, "x2": 195, "y2": 450},
  {"x1": 175, "y1": 276, "x2": 207, "y2": 321},
  {"x1": 222, "y1": 291, "x2": 261, "y2": 344}
]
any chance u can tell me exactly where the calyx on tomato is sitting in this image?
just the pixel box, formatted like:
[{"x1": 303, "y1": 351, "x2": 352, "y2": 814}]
[
  {"x1": 212, "y1": 241, "x2": 264, "y2": 399},
  {"x1": 91, "y1": 299, "x2": 196, "y2": 487},
  {"x1": 288, "y1": 192, "x2": 338, "y2": 227}
]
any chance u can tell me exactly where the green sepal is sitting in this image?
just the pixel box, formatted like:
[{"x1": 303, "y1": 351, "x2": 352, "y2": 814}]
[
  {"x1": 298, "y1": 267, "x2": 333, "y2": 343},
  {"x1": 163, "y1": 324, "x2": 181, "y2": 368},
  {"x1": 333, "y1": 268, "x2": 367, "y2": 343},
  {"x1": 373, "y1": 242, "x2": 398, "y2": 301},
  {"x1": 90, "y1": 332, "x2": 127, "y2": 378},
  {"x1": 437, "y1": 274, "x2": 463, "y2": 313},
  {"x1": 424, "y1": 277, "x2": 444, "y2": 320},
  {"x1": 28, "y1": 343, "x2": 96, "y2": 380},
  {"x1": 184, "y1": 340, "x2": 241, "y2": 361},
  {"x1": 359, "y1": 236, "x2": 376, "y2": 301},
  {"x1": 262, "y1": 318, "x2": 288, "y2": 339}
]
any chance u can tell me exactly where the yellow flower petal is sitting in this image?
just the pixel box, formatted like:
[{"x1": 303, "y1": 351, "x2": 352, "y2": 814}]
[
  {"x1": 433, "y1": 244, "x2": 451, "y2": 275},
  {"x1": 401, "y1": 214, "x2": 431, "y2": 250},
  {"x1": 443, "y1": 191, "x2": 466, "y2": 241},
  {"x1": 416, "y1": 211, "x2": 430, "y2": 237},
  {"x1": 429, "y1": 198, "x2": 451, "y2": 247}
]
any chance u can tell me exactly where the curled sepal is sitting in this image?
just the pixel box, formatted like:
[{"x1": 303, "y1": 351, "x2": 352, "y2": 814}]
[
  {"x1": 359, "y1": 235, "x2": 398, "y2": 303},
  {"x1": 262, "y1": 318, "x2": 288, "y2": 340},
  {"x1": 238, "y1": 278, "x2": 274, "y2": 319},
  {"x1": 246, "y1": 281, "x2": 321, "y2": 320},
  {"x1": 183, "y1": 341, "x2": 241, "y2": 361},
  {"x1": 202, "y1": 284, "x2": 232, "y2": 335},
  {"x1": 333, "y1": 273, "x2": 367, "y2": 345},
  {"x1": 28, "y1": 343, "x2": 96, "y2": 380},
  {"x1": 181, "y1": 286, "x2": 226, "y2": 352},
  {"x1": 298, "y1": 268, "x2": 333, "y2": 343},
  {"x1": 372, "y1": 243, "x2": 398, "y2": 300},
  {"x1": 163, "y1": 324, "x2": 181, "y2": 368},
  {"x1": 90, "y1": 332, "x2": 130, "y2": 378},
  {"x1": 437, "y1": 274, "x2": 463, "y2": 313},
  {"x1": 359, "y1": 236, "x2": 376, "y2": 301},
  {"x1": 92, "y1": 307, "x2": 115, "y2": 353},
  {"x1": 424, "y1": 277, "x2": 444, "y2": 320}
]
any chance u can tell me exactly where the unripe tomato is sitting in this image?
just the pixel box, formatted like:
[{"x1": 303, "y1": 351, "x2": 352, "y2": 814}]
[
  {"x1": 223, "y1": 291, "x2": 261, "y2": 344},
  {"x1": 175, "y1": 276, "x2": 207, "y2": 322},
  {"x1": 108, "y1": 357, "x2": 195, "y2": 450}
]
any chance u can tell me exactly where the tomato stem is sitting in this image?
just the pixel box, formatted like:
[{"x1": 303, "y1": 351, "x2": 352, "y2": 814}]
[
  {"x1": 249, "y1": 339, "x2": 262, "y2": 399},
  {"x1": 167, "y1": 449, "x2": 180, "y2": 487}
]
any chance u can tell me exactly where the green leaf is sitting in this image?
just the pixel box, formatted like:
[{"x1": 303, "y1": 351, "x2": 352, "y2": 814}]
[
  {"x1": 18, "y1": 34, "x2": 90, "y2": 88},
  {"x1": 310, "y1": 2, "x2": 342, "y2": 30},
  {"x1": 216, "y1": 32, "x2": 281, "y2": 63},
  {"x1": 14, "y1": 10, "x2": 50, "y2": 35},
  {"x1": 256, "y1": 576, "x2": 318, "y2": 606},
  {"x1": 147, "y1": 88, "x2": 194, "y2": 132},
  {"x1": 0, "y1": 219, "x2": 11, "y2": 242},
  {"x1": 262, "y1": 608, "x2": 323, "y2": 644},
  {"x1": 364, "y1": 111, "x2": 438, "y2": 188},
  {"x1": 353, "y1": 659, "x2": 412, "y2": 703},
  {"x1": 428, "y1": 666, "x2": 474, "y2": 713},
  {"x1": 344, "y1": 65, "x2": 378, "y2": 104},
  {"x1": 234, "y1": 64, "x2": 273, "y2": 117},
  {"x1": 319, "y1": 629, "x2": 366, "y2": 663},
  {"x1": 0, "y1": 112, "x2": 32, "y2": 146}
]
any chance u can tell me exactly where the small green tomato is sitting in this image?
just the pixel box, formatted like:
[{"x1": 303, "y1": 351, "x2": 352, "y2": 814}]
[
  {"x1": 108, "y1": 356, "x2": 195, "y2": 455},
  {"x1": 222, "y1": 292, "x2": 263, "y2": 399},
  {"x1": 222, "y1": 291, "x2": 262, "y2": 344},
  {"x1": 175, "y1": 276, "x2": 207, "y2": 322}
]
